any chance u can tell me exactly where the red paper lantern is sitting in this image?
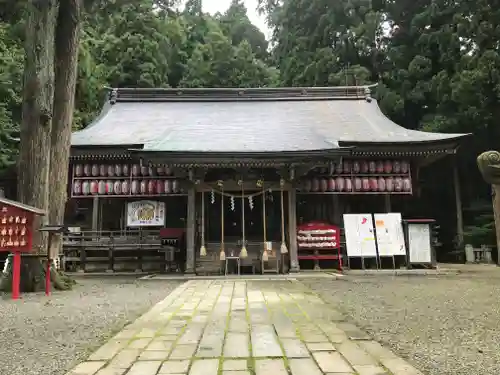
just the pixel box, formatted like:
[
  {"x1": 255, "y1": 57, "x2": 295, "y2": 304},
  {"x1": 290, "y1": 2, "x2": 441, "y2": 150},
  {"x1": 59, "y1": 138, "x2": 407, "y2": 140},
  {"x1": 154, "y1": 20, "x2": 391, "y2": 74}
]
[
  {"x1": 360, "y1": 160, "x2": 369, "y2": 173},
  {"x1": 165, "y1": 166, "x2": 172, "y2": 176},
  {"x1": 115, "y1": 164, "x2": 122, "y2": 176},
  {"x1": 361, "y1": 177, "x2": 370, "y2": 191},
  {"x1": 74, "y1": 164, "x2": 83, "y2": 177},
  {"x1": 131, "y1": 180, "x2": 139, "y2": 194},
  {"x1": 131, "y1": 164, "x2": 140, "y2": 177},
  {"x1": 345, "y1": 178, "x2": 353, "y2": 192},
  {"x1": 140, "y1": 180, "x2": 147, "y2": 194},
  {"x1": 114, "y1": 181, "x2": 122, "y2": 195},
  {"x1": 73, "y1": 181, "x2": 82, "y2": 195},
  {"x1": 352, "y1": 161, "x2": 360, "y2": 173},
  {"x1": 368, "y1": 161, "x2": 376, "y2": 173},
  {"x1": 386, "y1": 177, "x2": 394, "y2": 192},
  {"x1": 156, "y1": 180, "x2": 165, "y2": 194},
  {"x1": 335, "y1": 177, "x2": 344, "y2": 191},
  {"x1": 343, "y1": 161, "x2": 352, "y2": 173},
  {"x1": 91, "y1": 164, "x2": 99, "y2": 177},
  {"x1": 383, "y1": 160, "x2": 393, "y2": 173},
  {"x1": 354, "y1": 178, "x2": 362, "y2": 191},
  {"x1": 376, "y1": 161, "x2": 384, "y2": 173},
  {"x1": 106, "y1": 180, "x2": 114, "y2": 194},
  {"x1": 90, "y1": 181, "x2": 99, "y2": 195},
  {"x1": 311, "y1": 178, "x2": 320, "y2": 192},
  {"x1": 98, "y1": 181, "x2": 106, "y2": 195},
  {"x1": 304, "y1": 180, "x2": 312, "y2": 192},
  {"x1": 378, "y1": 177, "x2": 386, "y2": 191},
  {"x1": 335, "y1": 163, "x2": 343, "y2": 174},
  {"x1": 107, "y1": 165, "x2": 115, "y2": 177},
  {"x1": 393, "y1": 160, "x2": 401, "y2": 173},
  {"x1": 83, "y1": 164, "x2": 91, "y2": 176},
  {"x1": 320, "y1": 179, "x2": 328, "y2": 192},
  {"x1": 140, "y1": 165, "x2": 148, "y2": 176},
  {"x1": 394, "y1": 177, "x2": 403, "y2": 192},
  {"x1": 121, "y1": 181, "x2": 130, "y2": 195},
  {"x1": 172, "y1": 180, "x2": 179, "y2": 193},
  {"x1": 164, "y1": 180, "x2": 171, "y2": 194},
  {"x1": 122, "y1": 164, "x2": 129, "y2": 176},
  {"x1": 328, "y1": 178, "x2": 336, "y2": 191},
  {"x1": 369, "y1": 177, "x2": 378, "y2": 191},
  {"x1": 401, "y1": 160, "x2": 410, "y2": 174},
  {"x1": 98, "y1": 164, "x2": 106, "y2": 176},
  {"x1": 157, "y1": 166, "x2": 164, "y2": 175},
  {"x1": 82, "y1": 181, "x2": 90, "y2": 195},
  {"x1": 147, "y1": 180, "x2": 156, "y2": 194},
  {"x1": 403, "y1": 177, "x2": 412, "y2": 192}
]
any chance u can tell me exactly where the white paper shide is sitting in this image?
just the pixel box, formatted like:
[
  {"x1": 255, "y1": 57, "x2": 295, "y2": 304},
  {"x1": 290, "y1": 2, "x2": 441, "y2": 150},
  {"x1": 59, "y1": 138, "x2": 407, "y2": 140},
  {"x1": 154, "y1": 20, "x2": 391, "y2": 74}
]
[{"x1": 127, "y1": 200, "x2": 165, "y2": 227}]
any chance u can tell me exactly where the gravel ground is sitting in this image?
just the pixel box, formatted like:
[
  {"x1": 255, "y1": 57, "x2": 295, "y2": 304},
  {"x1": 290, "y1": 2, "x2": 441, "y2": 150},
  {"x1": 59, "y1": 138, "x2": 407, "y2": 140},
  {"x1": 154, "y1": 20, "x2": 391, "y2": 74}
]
[
  {"x1": 302, "y1": 268, "x2": 500, "y2": 375},
  {"x1": 0, "y1": 277, "x2": 182, "y2": 375}
]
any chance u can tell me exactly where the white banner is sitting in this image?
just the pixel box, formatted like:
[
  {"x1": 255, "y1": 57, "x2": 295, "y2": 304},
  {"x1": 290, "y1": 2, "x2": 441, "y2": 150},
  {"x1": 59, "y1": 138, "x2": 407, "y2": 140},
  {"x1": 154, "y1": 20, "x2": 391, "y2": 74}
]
[
  {"x1": 374, "y1": 213, "x2": 406, "y2": 256},
  {"x1": 127, "y1": 200, "x2": 165, "y2": 227},
  {"x1": 343, "y1": 214, "x2": 377, "y2": 257}
]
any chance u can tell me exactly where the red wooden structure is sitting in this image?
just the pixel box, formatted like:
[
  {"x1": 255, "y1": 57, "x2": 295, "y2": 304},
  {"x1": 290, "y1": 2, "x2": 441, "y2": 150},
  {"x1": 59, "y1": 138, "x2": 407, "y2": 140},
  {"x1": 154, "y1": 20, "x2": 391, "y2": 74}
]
[
  {"x1": 297, "y1": 221, "x2": 342, "y2": 270},
  {"x1": 0, "y1": 197, "x2": 45, "y2": 299}
]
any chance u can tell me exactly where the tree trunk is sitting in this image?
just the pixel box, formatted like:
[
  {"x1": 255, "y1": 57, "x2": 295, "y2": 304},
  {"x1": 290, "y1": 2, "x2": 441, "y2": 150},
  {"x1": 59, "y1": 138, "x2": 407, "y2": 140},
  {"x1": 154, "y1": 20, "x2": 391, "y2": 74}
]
[
  {"x1": 48, "y1": 0, "x2": 83, "y2": 258},
  {"x1": 17, "y1": 0, "x2": 59, "y2": 252}
]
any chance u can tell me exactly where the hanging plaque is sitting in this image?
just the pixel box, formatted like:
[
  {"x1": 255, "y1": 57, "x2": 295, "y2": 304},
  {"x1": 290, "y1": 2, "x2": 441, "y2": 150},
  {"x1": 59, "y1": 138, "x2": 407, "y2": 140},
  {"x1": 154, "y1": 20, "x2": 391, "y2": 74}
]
[{"x1": 126, "y1": 200, "x2": 165, "y2": 227}]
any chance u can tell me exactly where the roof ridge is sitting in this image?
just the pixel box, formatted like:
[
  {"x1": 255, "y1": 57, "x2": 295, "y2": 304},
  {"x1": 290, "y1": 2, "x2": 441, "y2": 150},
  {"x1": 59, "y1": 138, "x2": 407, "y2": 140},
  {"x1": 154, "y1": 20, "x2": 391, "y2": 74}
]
[{"x1": 108, "y1": 85, "x2": 377, "y2": 103}]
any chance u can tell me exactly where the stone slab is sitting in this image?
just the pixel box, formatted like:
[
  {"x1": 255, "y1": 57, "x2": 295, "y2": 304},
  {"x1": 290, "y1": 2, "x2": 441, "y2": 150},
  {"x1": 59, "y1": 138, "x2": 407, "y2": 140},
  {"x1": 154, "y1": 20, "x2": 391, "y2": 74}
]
[
  {"x1": 254, "y1": 359, "x2": 288, "y2": 375},
  {"x1": 336, "y1": 341, "x2": 378, "y2": 366},
  {"x1": 170, "y1": 344, "x2": 198, "y2": 359},
  {"x1": 159, "y1": 360, "x2": 190, "y2": 374},
  {"x1": 281, "y1": 338, "x2": 310, "y2": 358},
  {"x1": 223, "y1": 360, "x2": 248, "y2": 371},
  {"x1": 313, "y1": 351, "x2": 354, "y2": 373},
  {"x1": 126, "y1": 361, "x2": 162, "y2": 375},
  {"x1": 189, "y1": 359, "x2": 219, "y2": 375},
  {"x1": 289, "y1": 358, "x2": 323, "y2": 375},
  {"x1": 70, "y1": 361, "x2": 106, "y2": 375},
  {"x1": 251, "y1": 325, "x2": 283, "y2": 357},
  {"x1": 307, "y1": 342, "x2": 336, "y2": 352},
  {"x1": 108, "y1": 349, "x2": 141, "y2": 369},
  {"x1": 353, "y1": 365, "x2": 389, "y2": 375}
]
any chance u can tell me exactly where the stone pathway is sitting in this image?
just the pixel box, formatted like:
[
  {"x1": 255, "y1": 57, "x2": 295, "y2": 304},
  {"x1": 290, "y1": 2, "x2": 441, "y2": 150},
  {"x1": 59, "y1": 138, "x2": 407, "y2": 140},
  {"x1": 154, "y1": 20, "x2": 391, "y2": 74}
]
[{"x1": 66, "y1": 280, "x2": 424, "y2": 375}]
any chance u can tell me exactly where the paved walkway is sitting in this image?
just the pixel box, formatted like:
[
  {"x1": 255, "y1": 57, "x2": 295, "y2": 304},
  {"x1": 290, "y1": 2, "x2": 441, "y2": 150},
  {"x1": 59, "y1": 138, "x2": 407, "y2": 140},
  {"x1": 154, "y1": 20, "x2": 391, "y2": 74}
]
[{"x1": 67, "y1": 280, "x2": 423, "y2": 375}]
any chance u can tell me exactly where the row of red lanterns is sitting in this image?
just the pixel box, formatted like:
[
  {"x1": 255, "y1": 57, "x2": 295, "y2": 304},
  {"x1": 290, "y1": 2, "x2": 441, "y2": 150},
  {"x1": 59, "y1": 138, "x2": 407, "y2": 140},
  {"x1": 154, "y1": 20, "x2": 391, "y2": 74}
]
[
  {"x1": 322, "y1": 160, "x2": 410, "y2": 175},
  {"x1": 73, "y1": 180, "x2": 181, "y2": 195},
  {"x1": 73, "y1": 164, "x2": 173, "y2": 177},
  {"x1": 302, "y1": 177, "x2": 412, "y2": 192}
]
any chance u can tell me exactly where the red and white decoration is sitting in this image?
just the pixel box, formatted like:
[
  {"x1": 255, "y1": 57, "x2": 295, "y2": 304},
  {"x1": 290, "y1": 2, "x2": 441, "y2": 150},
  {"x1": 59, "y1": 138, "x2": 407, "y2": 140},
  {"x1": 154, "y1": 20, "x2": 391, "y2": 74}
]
[{"x1": 297, "y1": 222, "x2": 340, "y2": 249}]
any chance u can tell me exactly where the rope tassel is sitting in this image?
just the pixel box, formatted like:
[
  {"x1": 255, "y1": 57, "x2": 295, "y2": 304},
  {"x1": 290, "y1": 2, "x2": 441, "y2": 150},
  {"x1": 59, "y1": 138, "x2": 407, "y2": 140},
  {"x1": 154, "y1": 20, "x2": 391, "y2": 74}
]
[
  {"x1": 199, "y1": 191, "x2": 207, "y2": 257},
  {"x1": 219, "y1": 180, "x2": 226, "y2": 261},
  {"x1": 239, "y1": 180, "x2": 248, "y2": 258},
  {"x1": 280, "y1": 179, "x2": 288, "y2": 254},
  {"x1": 261, "y1": 180, "x2": 268, "y2": 262}
]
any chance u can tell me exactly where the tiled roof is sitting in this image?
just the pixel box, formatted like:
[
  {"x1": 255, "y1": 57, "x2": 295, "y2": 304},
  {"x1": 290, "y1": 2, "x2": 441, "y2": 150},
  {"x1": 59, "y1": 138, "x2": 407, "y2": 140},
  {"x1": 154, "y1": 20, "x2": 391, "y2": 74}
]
[{"x1": 71, "y1": 86, "x2": 468, "y2": 152}]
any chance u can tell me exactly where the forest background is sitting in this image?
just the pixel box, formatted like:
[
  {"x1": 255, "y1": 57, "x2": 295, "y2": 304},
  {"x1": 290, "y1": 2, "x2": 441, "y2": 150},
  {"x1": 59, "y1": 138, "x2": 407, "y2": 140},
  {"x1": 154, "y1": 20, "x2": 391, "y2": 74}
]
[{"x1": 0, "y1": 0, "x2": 498, "y2": 257}]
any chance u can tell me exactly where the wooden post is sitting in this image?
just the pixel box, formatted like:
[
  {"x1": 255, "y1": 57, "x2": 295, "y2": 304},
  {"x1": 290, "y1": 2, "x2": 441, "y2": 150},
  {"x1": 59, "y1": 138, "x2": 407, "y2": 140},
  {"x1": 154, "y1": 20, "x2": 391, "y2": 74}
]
[
  {"x1": 288, "y1": 189, "x2": 299, "y2": 272},
  {"x1": 91, "y1": 196, "x2": 99, "y2": 232},
  {"x1": 185, "y1": 186, "x2": 196, "y2": 274},
  {"x1": 12, "y1": 251, "x2": 21, "y2": 300},
  {"x1": 453, "y1": 158, "x2": 464, "y2": 250}
]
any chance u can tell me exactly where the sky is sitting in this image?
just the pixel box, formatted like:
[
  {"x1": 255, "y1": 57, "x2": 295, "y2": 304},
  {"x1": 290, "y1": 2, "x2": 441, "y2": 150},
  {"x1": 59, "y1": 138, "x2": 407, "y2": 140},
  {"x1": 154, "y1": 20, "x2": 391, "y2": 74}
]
[{"x1": 179, "y1": 0, "x2": 271, "y2": 39}]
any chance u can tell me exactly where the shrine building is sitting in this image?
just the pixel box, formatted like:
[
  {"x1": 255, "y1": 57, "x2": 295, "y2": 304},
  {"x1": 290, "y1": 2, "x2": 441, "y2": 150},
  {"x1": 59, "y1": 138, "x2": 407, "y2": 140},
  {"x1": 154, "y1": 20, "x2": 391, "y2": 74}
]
[{"x1": 63, "y1": 86, "x2": 469, "y2": 274}]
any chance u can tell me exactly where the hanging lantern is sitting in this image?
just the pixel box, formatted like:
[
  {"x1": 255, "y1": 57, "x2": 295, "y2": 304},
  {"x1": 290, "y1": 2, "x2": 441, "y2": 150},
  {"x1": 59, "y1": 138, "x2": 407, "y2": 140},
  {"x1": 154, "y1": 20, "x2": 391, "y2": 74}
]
[
  {"x1": 148, "y1": 166, "x2": 154, "y2": 176},
  {"x1": 368, "y1": 161, "x2": 376, "y2": 173},
  {"x1": 165, "y1": 166, "x2": 172, "y2": 176},
  {"x1": 82, "y1": 181, "x2": 90, "y2": 195},
  {"x1": 172, "y1": 180, "x2": 179, "y2": 193},
  {"x1": 121, "y1": 180, "x2": 130, "y2": 195},
  {"x1": 99, "y1": 164, "x2": 106, "y2": 176},
  {"x1": 107, "y1": 165, "x2": 115, "y2": 177},
  {"x1": 304, "y1": 179, "x2": 312, "y2": 192},
  {"x1": 156, "y1": 180, "x2": 165, "y2": 194},
  {"x1": 164, "y1": 180, "x2": 171, "y2": 194},
  {"x1": 131, "y1": 180, "x2": 139, "y2": 195},
  {"x1": 140, "y1": 165, "x2": 148, "y2": 176},
  {"x1": 335, "y1": 162, "x2": 343, "y2": 174},
  {"x1": 360, "y1": 160, "x2": 369, "y2": 173},
  {"x1": 361, "y1": 177, "x2": 370, "y2": 191},
  {"x1": 311, "y1": 178, "x2": 320, "y2": 192},
  {"x1": 90, "y1": 181, "x2": 99, "y2": 195},
  {"x1": 386, "y1": 177, "x2": 394, "y2": 192},
  {"x1": 383, "y1": 160, "x2": 393, "y2": 173},
  {"x1": 83, "y1": 164, "x2": 91, "y2": 176},
  {"x1": 378, "y1": 177, "x2": 386, "y2": 192},
  {"x1": 354, "y1": 178, "x2": 362, "y2": 191},
  {"x1": 114, "y1": 181, "x2": 122, "y2": 195},
  {"x1": 376, "y1": 161, "x2": 384, "y2": 173},
  {"x1": 345, "y1": 178, "x2": 353, "y2": 192},
  {"x1": 147, "y1": 180, "x2": 156, "y2": 195},
  {"x1": 403, "y1": 178, "x2": 412, "y2": 192},
  {"x1": 157, "y1": 165, "x2": 164, "y2": 175},
  {"x1": 131, "y1": 164, "x2": 140, "y2": 176},
  {"x1": 320, "y1": 178, "x2": 328, "y2": 192},
  {"x1": 352, "y1": 161, "x2": 360, "y2": 173},
  {"x1": 73, "y1": 181, "x2": 82, "y2": 195},
  {"x1": 106, "y1": 180, "x2": 114, "y2": 194},
  {"x1": 140, "y1": 180, "x2": 147, "y2": 194},
  {"x1": 122, "y1": 164, "x2": 129, "y2": 176},
  {"x1": 74, "y1": 164, "x2": 83, "y2": 177},
  {"x1": 401, "y1": 160, "x2": 410, "y2": 174},
  {"x1": 115, "y1": 164, "x2": 122, "y2": 176},
  {"x1": 328, "y1": 177, "x2": 336, "y2": 191},
  {"x1": 394, "y1": 177, "x2": 403, "y2": 192},
  {"x1": 393, "y1": 160, "x2": 401, "y2": 173},
  {"x1": 98, "y1": 181, "x2": 106, "y2": 195},
  {"x1": 343, "y1": 160, "x2": 352, "y2": 173},
  {"x1": 91, "y1": 164, "x2": 99, "y2": 177},
  {"x1": 335, "y1": 177, "x2": 345, "y2": 191},
  {"x1": 369, "y1": 177, "x2": 378, "y2": 191}
]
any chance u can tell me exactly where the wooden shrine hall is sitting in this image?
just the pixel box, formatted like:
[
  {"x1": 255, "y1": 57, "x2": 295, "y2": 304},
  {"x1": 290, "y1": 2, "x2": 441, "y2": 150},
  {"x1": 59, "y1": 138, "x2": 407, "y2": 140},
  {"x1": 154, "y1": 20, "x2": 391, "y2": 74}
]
[{"x1": 63, "y1": 86, "x2": 469, "y2": 274}]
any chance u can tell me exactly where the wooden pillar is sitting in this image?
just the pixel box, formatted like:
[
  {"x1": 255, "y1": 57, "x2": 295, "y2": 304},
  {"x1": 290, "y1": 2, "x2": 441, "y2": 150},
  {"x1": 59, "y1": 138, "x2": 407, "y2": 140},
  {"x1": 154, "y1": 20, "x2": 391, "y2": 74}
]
[
  {"x1": 384, "y1": 195, "x2": 391, "y2": 213},
  {"x1": 288, "y1": 189, "x2": 299, "y2": 272},
  {"x1": 91, "y1": 196, "x2": 99, "y2": 232},
  {"x1": 453, "y1": 157, "x2": 464, "y2": 250},
  {"x1": 185, "y1": 185, "x2": 196, "y2": 274}
]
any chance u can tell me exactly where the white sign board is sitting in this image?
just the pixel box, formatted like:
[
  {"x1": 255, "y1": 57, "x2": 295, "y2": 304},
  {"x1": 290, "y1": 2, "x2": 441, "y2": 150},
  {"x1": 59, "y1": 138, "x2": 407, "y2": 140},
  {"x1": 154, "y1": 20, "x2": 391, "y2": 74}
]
[
  {"x1": 127, "y1": 200, "x2": 165, "y2": 227},
  {"x1": 343, "y1": 214, "x2": 377, "y2": 257},
  {"x1": 374, "y1": 213, "x2": 406, "y2": 256},
  {"x1": 408, "y1": 223, "x2": 432, "y2": 263}
]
